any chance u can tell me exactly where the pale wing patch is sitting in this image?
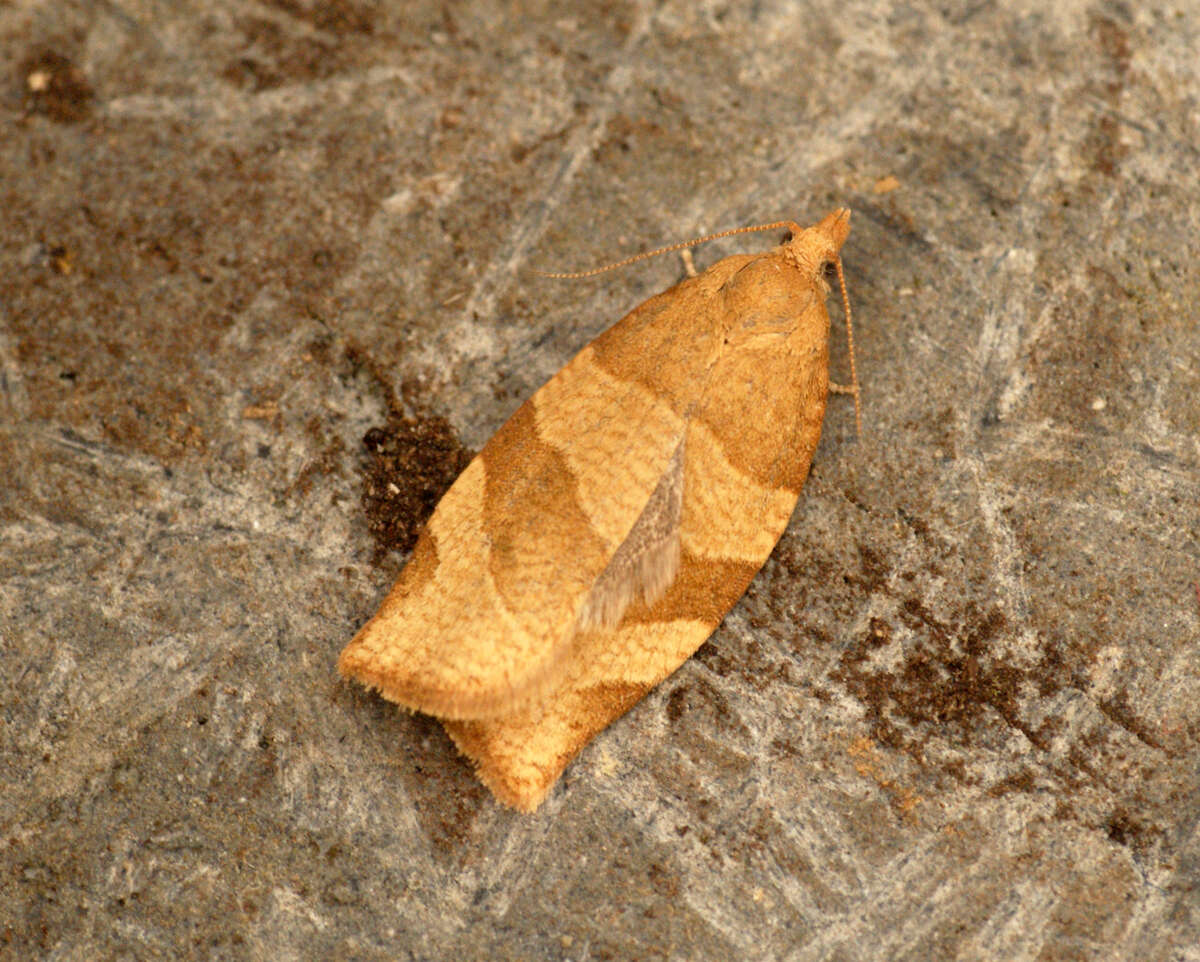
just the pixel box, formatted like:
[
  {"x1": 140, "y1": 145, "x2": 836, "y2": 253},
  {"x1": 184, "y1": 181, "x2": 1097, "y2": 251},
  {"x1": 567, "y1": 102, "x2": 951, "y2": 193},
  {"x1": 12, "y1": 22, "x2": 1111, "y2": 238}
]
[
  {"x1": 681, "y1": 420, "x2": 799, "y2": 562},
  {"x1": 442, "y1": 613, "x2": 717, "y2": 810},
  {"x1": 583, "y1": 615, "x2": 714, "y2": 683},
  {"x1": 534, "y1": 347, "x2": 685, "y2": 548},
  {"x1": 578, "y1": 438, "x2": 685, "y2": 630},
  {"x1": 346, "y1": 455, "x2": 573, "y2": 722}
]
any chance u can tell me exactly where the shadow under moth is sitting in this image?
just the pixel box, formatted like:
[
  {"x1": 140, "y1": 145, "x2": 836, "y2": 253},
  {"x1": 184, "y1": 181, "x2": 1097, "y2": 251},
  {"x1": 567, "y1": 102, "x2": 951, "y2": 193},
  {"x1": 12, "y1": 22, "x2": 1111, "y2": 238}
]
[{"x1": 339, "y1": 208, "x2": 858, "y2": 812}]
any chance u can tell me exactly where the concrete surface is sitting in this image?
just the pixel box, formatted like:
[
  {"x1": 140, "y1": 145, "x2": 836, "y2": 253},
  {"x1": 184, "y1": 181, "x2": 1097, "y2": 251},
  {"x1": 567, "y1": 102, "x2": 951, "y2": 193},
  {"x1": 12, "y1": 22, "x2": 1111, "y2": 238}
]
[{"x1": 3, "y1": 1, "x2": 1198, "y2": 959}]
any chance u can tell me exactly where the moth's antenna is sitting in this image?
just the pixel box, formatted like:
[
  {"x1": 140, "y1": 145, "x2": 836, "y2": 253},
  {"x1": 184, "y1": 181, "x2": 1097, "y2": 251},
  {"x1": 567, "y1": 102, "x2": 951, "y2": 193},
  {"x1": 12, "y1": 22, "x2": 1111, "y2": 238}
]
[
  {"x1": 531, "y1": 221, "x2": 804, "y2": 279},
  {"x1": 833, "y1": 255, "x2": 862, "y2": 436}
]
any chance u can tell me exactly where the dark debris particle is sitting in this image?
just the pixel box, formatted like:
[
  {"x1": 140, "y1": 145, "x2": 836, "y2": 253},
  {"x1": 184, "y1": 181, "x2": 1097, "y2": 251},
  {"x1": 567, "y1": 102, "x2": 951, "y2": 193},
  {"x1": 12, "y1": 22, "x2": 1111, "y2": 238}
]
[
  {"x1": 831, "y1": 601, "x2": 1030, "y2": 760},
  {"x1": 360, "y1": 414, "x2": 473, "y2": 563},
  {"x1": 20, "y1": 50, "x2": 94, "y2": 123},
  {"x1": 1104, "y1": 805, "x2": 1163, "y2": 852}
]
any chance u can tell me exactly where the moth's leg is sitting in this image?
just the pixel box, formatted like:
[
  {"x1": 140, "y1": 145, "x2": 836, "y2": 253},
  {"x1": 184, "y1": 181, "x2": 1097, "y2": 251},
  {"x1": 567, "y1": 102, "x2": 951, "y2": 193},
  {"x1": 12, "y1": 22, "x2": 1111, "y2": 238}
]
[
  {"x1": 680, "y1": 248, "x2": 698, "y2": 278},
  {"x1": 829, "y1": 381, "x2": 863, "y2": 437}
]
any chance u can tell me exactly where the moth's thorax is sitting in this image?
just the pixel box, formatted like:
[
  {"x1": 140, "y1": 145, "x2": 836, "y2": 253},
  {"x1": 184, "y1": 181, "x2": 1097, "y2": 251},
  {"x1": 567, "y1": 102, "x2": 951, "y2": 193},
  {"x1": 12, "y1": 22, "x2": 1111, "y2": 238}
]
[{"x1": 715, "y1": 247, "x2": 832, "y2": 346}]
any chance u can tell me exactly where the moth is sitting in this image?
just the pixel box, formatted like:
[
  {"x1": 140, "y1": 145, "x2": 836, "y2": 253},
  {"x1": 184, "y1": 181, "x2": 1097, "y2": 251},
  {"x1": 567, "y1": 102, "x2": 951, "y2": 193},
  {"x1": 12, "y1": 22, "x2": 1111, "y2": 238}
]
[{"x1": 340, "y1": 209, "x2": 858, "y2": 811}]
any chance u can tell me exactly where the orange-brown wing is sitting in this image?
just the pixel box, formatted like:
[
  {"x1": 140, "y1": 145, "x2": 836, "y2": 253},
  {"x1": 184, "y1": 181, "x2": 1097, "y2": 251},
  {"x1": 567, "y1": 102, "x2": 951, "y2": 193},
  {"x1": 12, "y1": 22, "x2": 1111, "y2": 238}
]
[
  {"x1": 338, "y1": 254, "x2": 758, "y2": 721},
  {"x1": 444, "y1": 243, "x2": 837, "y2": 811}
]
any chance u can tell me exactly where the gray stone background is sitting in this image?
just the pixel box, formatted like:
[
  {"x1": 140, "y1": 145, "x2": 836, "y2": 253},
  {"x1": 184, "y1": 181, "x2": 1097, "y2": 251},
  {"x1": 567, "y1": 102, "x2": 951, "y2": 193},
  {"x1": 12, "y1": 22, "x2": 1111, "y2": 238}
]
[{"x1": 2, "y1": 1, "x2": 1198, "y2": 959}]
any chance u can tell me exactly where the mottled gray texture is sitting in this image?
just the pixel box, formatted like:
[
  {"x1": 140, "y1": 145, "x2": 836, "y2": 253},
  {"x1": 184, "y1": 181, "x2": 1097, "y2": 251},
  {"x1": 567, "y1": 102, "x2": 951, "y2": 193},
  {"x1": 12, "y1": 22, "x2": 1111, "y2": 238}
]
[{"x1": 2, "y1": 1, "x2": 1198, "y2": 960}]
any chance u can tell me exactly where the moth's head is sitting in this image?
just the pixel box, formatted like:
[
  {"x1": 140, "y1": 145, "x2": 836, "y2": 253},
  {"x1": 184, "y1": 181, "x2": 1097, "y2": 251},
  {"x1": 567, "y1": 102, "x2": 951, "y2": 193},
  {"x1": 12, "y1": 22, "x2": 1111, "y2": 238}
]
[
  {"x1": 786, "y1": 207, "x2": 851, "y2": 277},
  {"x1": 807, "y1": 207, "x2": 851, "y2": 262}
]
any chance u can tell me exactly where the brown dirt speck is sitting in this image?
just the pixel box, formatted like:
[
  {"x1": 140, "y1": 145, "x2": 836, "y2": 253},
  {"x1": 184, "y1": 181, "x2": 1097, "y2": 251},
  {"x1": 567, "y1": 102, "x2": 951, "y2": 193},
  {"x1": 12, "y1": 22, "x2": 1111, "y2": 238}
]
[
  {"x1": 337, "y1": 342, "x2": 474, "y2": 563},
  {"x1": 19, "y1": 50, "x2": 93, "y2": 124},
  {"x1": 831, "y1": 600, "x2": 1035, "y2": 761},
  {"x1": 360, "y1": 414, "x2": 472, "y2": 562}
]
